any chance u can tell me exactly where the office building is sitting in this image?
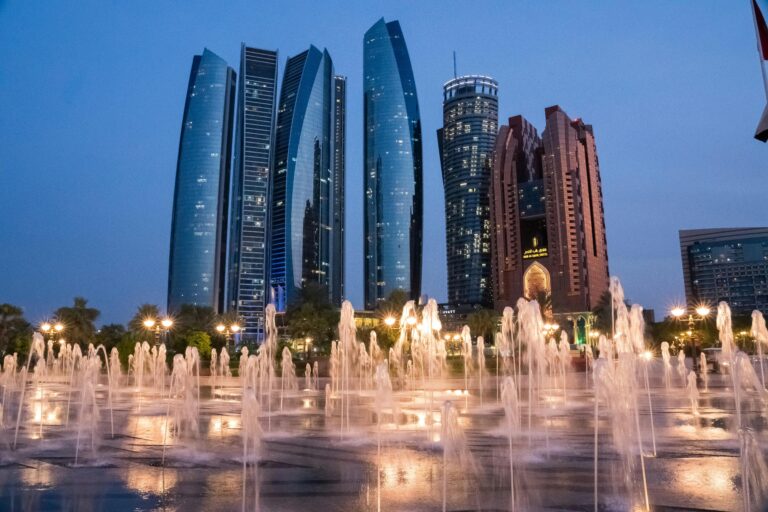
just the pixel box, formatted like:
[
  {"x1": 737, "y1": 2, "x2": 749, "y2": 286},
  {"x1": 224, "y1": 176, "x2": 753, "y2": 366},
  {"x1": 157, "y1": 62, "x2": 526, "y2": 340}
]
[
  {"x1": 680, "y1": 228, "x2": 768, "y2": 315},
  {"x1": 437, "y1": 75, "x2": 498, "y2": 307},
  {"x1": 363, "y1": 18, "x2": 423, "y2": 310},
  {"x1": 228, "y1": 46, "x2": 278, "y2": 340}
]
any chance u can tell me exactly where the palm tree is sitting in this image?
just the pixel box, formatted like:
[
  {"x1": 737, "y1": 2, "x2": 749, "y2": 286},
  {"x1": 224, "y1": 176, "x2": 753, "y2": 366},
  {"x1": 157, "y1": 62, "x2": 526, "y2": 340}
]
[
  {"x1": 0, "y1": 304, "x2": 31, "y2": 354},
  {"x1": 467, "y1": 308, "x2": 500, "y2": 342},
  {"x1": 55, "y1": 297, "x2": 100, "y2": 344}
]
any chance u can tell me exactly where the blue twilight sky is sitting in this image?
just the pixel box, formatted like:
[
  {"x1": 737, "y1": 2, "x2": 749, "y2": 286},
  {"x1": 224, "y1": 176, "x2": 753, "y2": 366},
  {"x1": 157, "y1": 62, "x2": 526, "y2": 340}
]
[{"x1": 0, "y1": 1, "x2": 765, "y2": 325}]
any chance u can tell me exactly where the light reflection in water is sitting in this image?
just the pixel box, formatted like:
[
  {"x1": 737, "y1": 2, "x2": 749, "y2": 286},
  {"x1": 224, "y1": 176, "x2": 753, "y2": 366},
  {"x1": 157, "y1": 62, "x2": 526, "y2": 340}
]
[
  {"x1": 124, "y1": 465, "x2": 178, "y2": 494},
  {"x1": 20, "y1": 464, "x2": 55, "y2": 487},
  {"x1": 131, "y1": 415, "x2": 171, "y2": 445},
  {"x1": 208, "y1": 416, "x2": 240, "y2": 438}
]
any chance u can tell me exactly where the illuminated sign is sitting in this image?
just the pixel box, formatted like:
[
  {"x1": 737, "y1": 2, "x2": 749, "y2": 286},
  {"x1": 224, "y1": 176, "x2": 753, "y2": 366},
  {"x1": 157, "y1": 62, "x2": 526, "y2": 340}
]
[{"x1": 523, "y1": 247, "x2": 548, "y2": 260}]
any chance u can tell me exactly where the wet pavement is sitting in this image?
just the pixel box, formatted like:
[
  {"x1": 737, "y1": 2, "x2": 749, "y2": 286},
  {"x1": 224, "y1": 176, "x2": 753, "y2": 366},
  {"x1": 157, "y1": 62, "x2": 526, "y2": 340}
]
[{"x1": 0, "y1": 362, "x2": 764, "y2": 511}]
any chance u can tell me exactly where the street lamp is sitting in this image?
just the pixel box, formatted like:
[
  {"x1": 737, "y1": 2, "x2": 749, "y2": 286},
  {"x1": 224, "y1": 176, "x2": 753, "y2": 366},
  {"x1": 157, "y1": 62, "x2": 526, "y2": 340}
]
[
  {"x1": 383, "y1": 316, "x2": 396, "y2": 327},
  {"x1": 542, "y1": 323, "x2": 559, "y2": 337},
  {"x1": 216, "y1": 322, "x2": 241, "y2": 351},
  {"x1": 40, "y1": 321, "x2": 64, "y2": 343},
  {"x1": 143, "y1": 317, "x2": 173, "y2": 348},
  {"x1": 670, "y1": 304, "x2": 710, "y2": 372}
]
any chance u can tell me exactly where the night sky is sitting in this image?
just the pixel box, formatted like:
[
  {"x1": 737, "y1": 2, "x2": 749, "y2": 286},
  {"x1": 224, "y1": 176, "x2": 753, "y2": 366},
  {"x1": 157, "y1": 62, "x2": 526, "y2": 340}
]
[{"x1": 1, "y1": 1, "x2": 765, "y2": 325}]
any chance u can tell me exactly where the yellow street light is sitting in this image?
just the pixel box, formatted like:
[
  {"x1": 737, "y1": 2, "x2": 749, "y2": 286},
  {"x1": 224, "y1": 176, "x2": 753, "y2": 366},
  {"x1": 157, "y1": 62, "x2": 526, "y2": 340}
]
[
  {"x1": 55, "y1": 323, "x2": 64, "y2": 332},
  {"x1": 216, "y1": 324, "x2": 226, "y2": 333},
  {"x1": 695, "y1": 306, "x2": 711, "y2": 317},
  {"x1": 143, "y1": 319, "x2": 156, "y2": 329},
  {"x1": 161, "y1": 318, "x2": 173, "y2": 329},
  {"x1": 40, "y1": 323, "x2": 51, "y2": 333},
  {"x1": 384, "y1": 316, "x2": 396, "y2": 327},
  {"x1": 670, "y1": 307, "x2": 686, "y2": 318},
  {"x1": 231, "y1": 324, "x2": 241, "y2": 333},
  {"x1": 406, "y1": 316, "x2": 417, "y2": 326}
]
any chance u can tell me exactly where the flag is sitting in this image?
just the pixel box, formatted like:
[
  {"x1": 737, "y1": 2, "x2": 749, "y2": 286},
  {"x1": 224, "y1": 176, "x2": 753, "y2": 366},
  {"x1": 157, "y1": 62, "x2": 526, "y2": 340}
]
[
  {"x1": 757, "y1": 104, "x2": 768, "y2": 142},
  {"x1": 754, "y1": 1, "x2": 768, "y2": 60},
  {"x1": 754, "y1": 1, "x2": 768, "y2": 141}
]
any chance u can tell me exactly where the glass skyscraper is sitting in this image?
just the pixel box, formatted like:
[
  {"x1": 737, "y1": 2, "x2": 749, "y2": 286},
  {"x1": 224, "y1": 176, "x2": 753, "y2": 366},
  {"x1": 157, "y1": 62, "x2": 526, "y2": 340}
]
[
  {"x1": 270, "y1": 46, "x2": 345, "y2": 310},
  {"x1": 168, "y1": 48, "x2": 235, "y2": 314},
  {"x1": 363, "y1": 18, "x2": 422, "y2": 310},
  {"x1": 228, "y1": 46, "x2": 278, "y2": 340},
  {"x1": 438, "y1": 75, "x2": 498, "y2": 307},
  {"x1": 331, "y1": 75, "x2": 346, "y2": 306}
]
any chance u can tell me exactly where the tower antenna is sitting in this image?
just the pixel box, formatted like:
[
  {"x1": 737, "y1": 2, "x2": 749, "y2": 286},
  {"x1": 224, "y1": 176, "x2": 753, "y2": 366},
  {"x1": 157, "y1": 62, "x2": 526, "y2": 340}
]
[{"x1": 453, "y1": 51, "x2": 457, "y2": 78}]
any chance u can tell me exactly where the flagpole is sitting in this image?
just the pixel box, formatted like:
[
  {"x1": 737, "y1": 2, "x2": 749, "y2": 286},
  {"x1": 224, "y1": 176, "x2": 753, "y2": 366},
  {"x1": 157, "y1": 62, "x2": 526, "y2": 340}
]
[{"x1": 750, "y1": 0, "x2": 768, "y2": 101}]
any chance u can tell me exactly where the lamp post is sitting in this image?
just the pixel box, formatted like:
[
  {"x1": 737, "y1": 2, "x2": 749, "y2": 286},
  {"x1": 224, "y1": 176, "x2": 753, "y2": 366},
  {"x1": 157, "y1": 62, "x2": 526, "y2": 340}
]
[
  {"x1": 542, "y1": 322, "x2": 560, "y2": 338},
  {"x1": 143, "y1": 317, "x2": 173, "y2": 349},
  {"x1": 215, "y1": 322, "x2": 241, "y2": 352},
  {"x1": 40, "y1": 321, "x2": 64, "y2": 343},
  {"x1": 670, "y1": 305, "x2": 710, "y2": 373}
]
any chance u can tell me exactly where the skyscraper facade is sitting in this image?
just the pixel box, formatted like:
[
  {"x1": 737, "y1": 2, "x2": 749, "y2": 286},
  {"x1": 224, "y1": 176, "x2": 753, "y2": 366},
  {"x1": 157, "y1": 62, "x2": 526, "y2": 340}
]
[
  {"x1": 490, "y1": 106, "x2": 609, "y2": 314},
  {"x1": 363, "y1": 18, "x2": 423, "y2": 310},
  {"x1": 438, "y1": 75, "x2": 498, "y2": 307},
  {"x1": 168, "y1": 48, "x2": 235, "y2": 314},
  {"x1": 270, "y1": 46, "x2": 344, "y2": 310},
  {"x1": 228, "y1": 46, "x2": 278, "y2": 340},
  {"x1": 680, "y1": 228, "x2": 768, "y2": 315},
  {"x1": 331, "y1": 75, "x2": 346, "y2": 305}
]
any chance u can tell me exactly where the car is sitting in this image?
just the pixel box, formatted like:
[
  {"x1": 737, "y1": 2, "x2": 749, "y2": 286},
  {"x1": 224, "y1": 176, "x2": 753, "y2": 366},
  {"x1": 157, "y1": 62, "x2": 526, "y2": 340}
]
[{"x1": 702, "y1": 347, "x2": 723, "y2": 373}]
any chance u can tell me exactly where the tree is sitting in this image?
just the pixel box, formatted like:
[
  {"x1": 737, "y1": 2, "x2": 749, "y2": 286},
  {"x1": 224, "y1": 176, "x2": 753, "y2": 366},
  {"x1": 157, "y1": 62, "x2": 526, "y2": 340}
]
[
  {"x1": 0, "y1": 304, "x2": 31, "y2": 356},
  {"x1": 180, "y1": 330, "x2": 212, "y2": 360},
  {"x1": 285, "y1": 283, "x2": 338, "y2": 353},
  {"x1": 591, "y1": 291, "x2": 615, "y2": 335},
  {"x1": 376, "y1": 288, "x2": 410, "y2": 318},
  {"x1": 467, "y1": 308, "x2": 499, "y2": 342},
  {"x1": 96, "y1": 323, "x2": 127, "y2": 351},
  {"x1": 533, "y1": 291, "x2": 553, "y2": 318},
  {"x1": 55, "y1": 297, "x2": 100, "y2": 345},
  {"x1": 175, "y1": 304, "x2": 215, "y2": 333},
  {"x1": 128, "y1": 304, "x2": 161, "y2": 335}
]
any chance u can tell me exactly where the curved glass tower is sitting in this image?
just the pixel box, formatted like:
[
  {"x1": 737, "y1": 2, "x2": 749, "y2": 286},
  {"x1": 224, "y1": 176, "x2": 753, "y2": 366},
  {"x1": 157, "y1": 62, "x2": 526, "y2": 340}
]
[
  {"x1": 438, "y1": 75, "x2": 498, "y2": 307},
  {"x1": 168, "y1": 49, "x2": 235, "y2": 313},
  {"x1": 363, "y1": 18, "x2": 422, "y2": 310},
  {"x1": 270, "y1": 47, "x2": 345, "y2": 310}
]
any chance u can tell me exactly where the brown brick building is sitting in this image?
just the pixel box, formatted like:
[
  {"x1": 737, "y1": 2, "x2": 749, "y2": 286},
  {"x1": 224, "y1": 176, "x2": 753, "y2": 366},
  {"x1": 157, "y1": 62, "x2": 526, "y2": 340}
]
[{"x1": 490, "y1": 106, "x2": 609, "y2": 315}]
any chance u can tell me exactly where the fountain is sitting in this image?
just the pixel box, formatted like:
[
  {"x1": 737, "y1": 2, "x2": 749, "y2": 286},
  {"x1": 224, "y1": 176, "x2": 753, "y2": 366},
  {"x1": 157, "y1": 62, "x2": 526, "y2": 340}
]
[{"x1": 0, "y1": 278, "x2": 766, "y2": 511}]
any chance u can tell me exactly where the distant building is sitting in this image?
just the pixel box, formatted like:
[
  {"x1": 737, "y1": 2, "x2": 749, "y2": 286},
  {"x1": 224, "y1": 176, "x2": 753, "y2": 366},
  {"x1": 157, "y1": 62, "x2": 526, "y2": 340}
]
[
  {"x1": 168, "y1": 49, "x2": 236, "y2": 314},
  {"x1": 679, "y1": 228, "x2": 768, "y2": 315},
  {"x1": 490, "y1": 106, "x2": 609, "y2": 315},
  {"x1": 270, "y1": 46, "x2": 345, "y2": 311},
  {"x1": 228, "y1": 46, "x2": 279, "y2": 340},
  {"x1": 437, "y1": 75, "x2": 498, "y2": 308},
  {"x1": 363, "y1": 18, "x2": 423, "y2": 310}
]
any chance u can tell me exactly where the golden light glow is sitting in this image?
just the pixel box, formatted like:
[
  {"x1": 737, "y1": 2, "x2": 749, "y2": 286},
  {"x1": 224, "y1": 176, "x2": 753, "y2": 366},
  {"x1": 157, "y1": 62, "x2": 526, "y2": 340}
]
[
  {"x1": 642, "y1": 351, "x2": 653, "y2": 361},
  {"x1": 40, "y1": 323, "x2": 51, "y2": 332},
  {"x1": 384, "y1": 316, "x2": 396, "y2": 327},
  {"x1": 696, "y1": 306, "x2": 711, "y2": 317},
  {"x1": 143, "y1": 319, "x2": 156, "y2": 329},
  {"x1": 406, "y1": 316, "x2": 417, "y2": 326},
  {"x1": 216, "y1": 324, "x2": 225, "y2": 333},
  {"x1": 161, "y1": 318, "x2": 173, "y2": 328},
  {"x1": 54, "y1": 323, "x2": 64, "y2": 332},
  {"x1": 231, "y1": 324, "x2": 240, "y2": 333},
  {"x1": 670, "y1": 307, "x2": 686, "y2": 318}
]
